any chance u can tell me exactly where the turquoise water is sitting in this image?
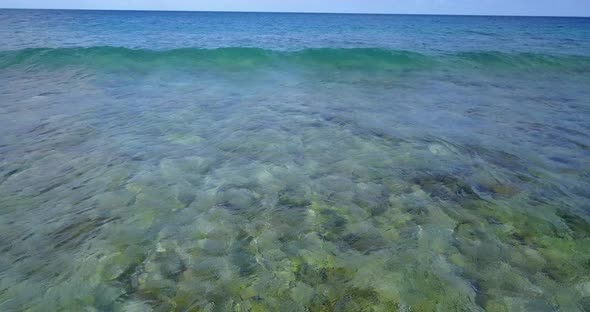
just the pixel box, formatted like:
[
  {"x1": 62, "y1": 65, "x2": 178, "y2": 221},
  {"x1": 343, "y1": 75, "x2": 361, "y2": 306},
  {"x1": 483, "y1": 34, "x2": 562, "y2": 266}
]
[{"x1": 1, "y1": 10, "x2": 590, "y2": 312}]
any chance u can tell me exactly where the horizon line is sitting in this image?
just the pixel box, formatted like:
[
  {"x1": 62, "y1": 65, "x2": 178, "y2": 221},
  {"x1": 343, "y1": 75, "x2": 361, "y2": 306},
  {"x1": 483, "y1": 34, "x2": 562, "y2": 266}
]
[{"x1": 1, "y1": 7, "x2": 589, "y2": 18}]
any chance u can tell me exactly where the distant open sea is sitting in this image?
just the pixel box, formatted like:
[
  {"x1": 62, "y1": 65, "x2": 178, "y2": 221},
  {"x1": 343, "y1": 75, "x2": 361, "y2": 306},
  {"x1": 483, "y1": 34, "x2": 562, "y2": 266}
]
[{"x1": 1, "y1": 9, "x2": 589, "y2": 311}]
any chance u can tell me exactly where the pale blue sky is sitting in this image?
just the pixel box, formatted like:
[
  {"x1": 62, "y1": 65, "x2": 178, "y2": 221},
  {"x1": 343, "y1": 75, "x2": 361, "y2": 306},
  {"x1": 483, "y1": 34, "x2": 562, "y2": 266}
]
[{"x1": 1, "y1": 0, "x2": 589, "y2": 17}]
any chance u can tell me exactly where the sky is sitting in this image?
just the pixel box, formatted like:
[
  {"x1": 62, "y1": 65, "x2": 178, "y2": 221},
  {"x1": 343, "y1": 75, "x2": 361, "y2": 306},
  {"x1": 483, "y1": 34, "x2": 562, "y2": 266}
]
[{"x1": 0, "y1": 0, "x2": 589, "y2": 17}]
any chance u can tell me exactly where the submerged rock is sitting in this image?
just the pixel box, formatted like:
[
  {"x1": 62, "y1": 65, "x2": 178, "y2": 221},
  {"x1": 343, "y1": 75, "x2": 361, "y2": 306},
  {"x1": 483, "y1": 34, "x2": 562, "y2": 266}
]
[
  {"x1": 166, "y1": 132, "x2": 204, "y2": 145},
  {"x1": 277, "y1": 189, "x2": 311, "y2": 208},
  {"x1": 171, "y1": 182, "x2": 196, "y2": 207},
  {"x1": 290, "y1": 282, "x2": 315, "y2": 304},
  {"x1": 117, "y1": 300, "x2": 153, "y2": 312},
  {"x1": 215, "y1": 187, "x2": 258, "y2": 213},
  {"x1": 106, "y1": 242, "x2": 187, "y2": 310},
  {"x1": 339, "y1": 232, "x2": 387, "y2": 254},
  {"x1": 317, "y1": 210, "x2": 348, "y2": 241},
  {"x1": 159, "y1": 156, "x2": 212, "y2": 185},
  {"x1": 429, "y1": 143, "x2": 453, "y2": 156},
  {"x1": 333, "y1": 288, "x2": 382, "y2": 311},
  {"x1": 51, "y1": 216, "x2": 119, "y2": 250},
  {"x1": 472, "y1": 173, "x2": 520, "y2": 198},
  {"x1": 412, "y1": 174, "x2": 480, "y2": 202},
  {"x1": 197, "y1": 239, "x2": 227, "y2": 256},
  {"x1": 156, "y1": 249, "x2": 186, "y2": 281},
  {"x1": 557, "y1": 210, "x2": 590, "y2": 239}
]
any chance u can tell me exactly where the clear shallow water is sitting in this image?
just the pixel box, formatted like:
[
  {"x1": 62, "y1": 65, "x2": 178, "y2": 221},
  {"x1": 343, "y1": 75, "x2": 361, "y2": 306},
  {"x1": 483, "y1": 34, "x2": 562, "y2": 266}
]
[{"x1": 1, "y1": 10, "x2": 590, "y2": 312}]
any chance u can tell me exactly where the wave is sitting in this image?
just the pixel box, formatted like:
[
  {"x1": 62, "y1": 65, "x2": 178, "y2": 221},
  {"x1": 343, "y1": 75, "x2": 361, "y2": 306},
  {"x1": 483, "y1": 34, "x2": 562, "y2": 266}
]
[{"x1": 1, "y1": 47, "x2": 589, "y2": 73}]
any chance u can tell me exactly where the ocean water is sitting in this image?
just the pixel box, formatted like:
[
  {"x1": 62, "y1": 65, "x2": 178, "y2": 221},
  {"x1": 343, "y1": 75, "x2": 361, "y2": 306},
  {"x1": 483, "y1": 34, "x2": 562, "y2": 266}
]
[{"x1": 1, "y1": 9, "x2": 590, "y2": 311}]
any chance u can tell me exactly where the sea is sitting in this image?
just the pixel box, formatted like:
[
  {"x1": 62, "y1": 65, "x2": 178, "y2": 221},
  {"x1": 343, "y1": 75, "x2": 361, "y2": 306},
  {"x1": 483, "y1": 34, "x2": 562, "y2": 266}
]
[{"x1": 1, "y1": 9, "x2": 589, "y2": 311}]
